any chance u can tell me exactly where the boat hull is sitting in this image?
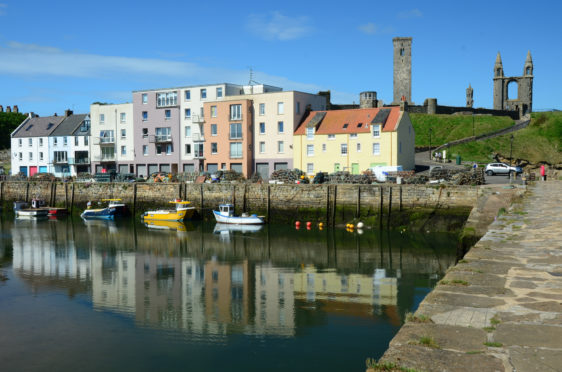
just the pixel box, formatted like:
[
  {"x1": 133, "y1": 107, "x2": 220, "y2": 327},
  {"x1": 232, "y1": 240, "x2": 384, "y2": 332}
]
[
  {"x1": 16, "y1": 209, "x2": 49, "y2": 217},
  {"x1": 142, "y1": 207, "x2": 195, "y2": 222},
  {"x1": 81, "y1": 205, "x2": 128, "y2": 220},
  {"x1": 212, "y1": 210, "x2": 264, "y2": 225}
]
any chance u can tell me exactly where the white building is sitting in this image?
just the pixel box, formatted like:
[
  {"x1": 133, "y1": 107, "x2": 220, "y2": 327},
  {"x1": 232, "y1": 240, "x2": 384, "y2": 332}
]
[
  {"x1": 90, "y1": 103, "x2": 134, "y2": 174},
  {"x1": 49, "y1": 111, "x2": 91, "y2": 177}
]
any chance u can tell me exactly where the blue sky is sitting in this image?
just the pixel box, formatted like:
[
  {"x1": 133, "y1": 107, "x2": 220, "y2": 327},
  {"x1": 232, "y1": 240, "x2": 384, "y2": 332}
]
[{"x1": 0, "y1": 0, "x2": 560, "y2": 116}]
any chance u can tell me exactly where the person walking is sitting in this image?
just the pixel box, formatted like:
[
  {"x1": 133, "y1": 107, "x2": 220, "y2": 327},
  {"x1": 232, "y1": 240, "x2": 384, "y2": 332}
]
[{"x1": 540, "y1": 164, "x2": 546, "y2": 181}]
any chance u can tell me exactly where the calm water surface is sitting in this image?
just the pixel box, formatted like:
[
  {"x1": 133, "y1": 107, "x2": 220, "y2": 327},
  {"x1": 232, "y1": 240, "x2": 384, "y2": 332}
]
[{"x1": 0, "y1": 217, "x2": 457, "y2": 372}]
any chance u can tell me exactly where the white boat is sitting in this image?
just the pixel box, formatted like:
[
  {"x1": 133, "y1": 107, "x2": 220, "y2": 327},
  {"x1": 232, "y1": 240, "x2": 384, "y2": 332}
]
[
  {"x1": 212, "y1": 204, "x2": 265, "y2": 225},
  {"x1": 14, "y1": 199, "x2": 49, "y2": 218}
]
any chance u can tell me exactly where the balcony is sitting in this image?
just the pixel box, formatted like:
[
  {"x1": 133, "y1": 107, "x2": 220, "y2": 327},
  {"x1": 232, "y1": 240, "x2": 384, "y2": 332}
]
[
  {"x1": 94, "y1": 154, "x2": 116, "y2": 162},
  {"x1": 191, "y1": 115, "x2": 205, "y2": 124},
  {"x1": 94, "y1": 136, "x2": 115, "y2": 145},
  {"x1": 192, "y1": 133, "x2": 205, "y2": 142},
  {"x1": 53, "y1": 158, "x2": 69, "y2": 164},
  {"x1": 149, "y1": 134, "x2": 172, "y2": 143},
  {"x1": 70, "y1": 157, "x2": 90, "y2": 165}
]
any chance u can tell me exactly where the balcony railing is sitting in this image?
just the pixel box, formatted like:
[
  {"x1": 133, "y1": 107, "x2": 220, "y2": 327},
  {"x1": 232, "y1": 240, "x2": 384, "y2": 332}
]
[
  {"x1": 53, "y1": 158, "x2": 69, "y2": 164},
  {"x1": 230, "y1": 152, "x2": 243, "y2": 159},
  {"x1": 192, "y1": 133, "x2": 205, "y2": 142},
  {"x1": 94, "y1": 154, "x2": 116, "y2": 162},
  {"x1": 95, "y1": 136, "x2": 115, "y2": 145},
  {"x1": 70, "y1": 157, "x2": 90, "y2": 165},
  {"x1": 191, "y1": 115, "x2": 205, "y2": 124},
  {"x1": 149, "y1": 134, "x2": 172, "y2": 143}
]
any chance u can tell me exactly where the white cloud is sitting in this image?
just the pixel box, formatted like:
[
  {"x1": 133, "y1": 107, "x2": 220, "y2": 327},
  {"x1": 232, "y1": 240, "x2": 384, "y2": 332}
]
[
  {"x1": 0, "y1": 3, "x2": 7, "y2": 16},
  {"x1": 246, "y1": 11, "x2": 313, "y2": 41},
  {"x1": 358, "y1": 22, "x2": 394, "y2": 35},
  {"x1": 398, "y1": 9, "x2": 423, "y2": 19}
]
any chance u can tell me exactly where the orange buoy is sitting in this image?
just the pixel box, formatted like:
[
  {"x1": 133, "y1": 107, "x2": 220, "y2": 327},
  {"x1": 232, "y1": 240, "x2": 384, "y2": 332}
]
[
  {"x1": 295, "y1": 221, "x2": 301, "y2": 227},
  {"x1": 306, "y1": 221, "x2": 312, "y2": 227}
]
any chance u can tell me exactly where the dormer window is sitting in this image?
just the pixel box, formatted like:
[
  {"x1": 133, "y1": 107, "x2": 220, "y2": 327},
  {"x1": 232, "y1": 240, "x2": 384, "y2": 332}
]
[
  {"x1": 357, "y1": 123, "x2": 363, "y2": 128},
  {"x1": 343, "y1": 123, "x2": 349, "y2": 130}
]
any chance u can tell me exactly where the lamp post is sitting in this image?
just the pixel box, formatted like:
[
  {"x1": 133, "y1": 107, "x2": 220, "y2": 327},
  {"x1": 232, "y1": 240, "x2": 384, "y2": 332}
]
[{"x1": 429, "y1": 128, "x2": 433, "y2": 160}]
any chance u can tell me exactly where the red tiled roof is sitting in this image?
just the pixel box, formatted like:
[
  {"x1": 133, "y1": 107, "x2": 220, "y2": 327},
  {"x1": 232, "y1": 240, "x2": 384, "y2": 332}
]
[{"x1": 295, "y1": 106, "x2": 401, "y2": 135}]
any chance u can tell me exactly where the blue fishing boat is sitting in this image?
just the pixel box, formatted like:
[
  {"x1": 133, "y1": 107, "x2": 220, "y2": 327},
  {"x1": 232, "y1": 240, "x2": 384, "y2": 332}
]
[{"x1": 80, "y1": 199, "x2": 129, "y2": 220}]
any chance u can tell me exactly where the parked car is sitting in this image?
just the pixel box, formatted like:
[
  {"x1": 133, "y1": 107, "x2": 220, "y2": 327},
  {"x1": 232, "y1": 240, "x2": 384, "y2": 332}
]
[{"x1": 485, "y1": 163, "x2": 522, "y2": 176}]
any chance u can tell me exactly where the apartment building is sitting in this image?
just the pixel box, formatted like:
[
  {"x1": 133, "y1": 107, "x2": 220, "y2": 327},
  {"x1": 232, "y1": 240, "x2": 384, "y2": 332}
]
[
  {"x1": 294, "y1": 105, "x2": 415, "y2": 175},
  {"x1": 49, "y1": 111, "x2": 91, "y2": 177},
  {"x1": 90, "y1": 103, "x2": 134, "y2": 174}
]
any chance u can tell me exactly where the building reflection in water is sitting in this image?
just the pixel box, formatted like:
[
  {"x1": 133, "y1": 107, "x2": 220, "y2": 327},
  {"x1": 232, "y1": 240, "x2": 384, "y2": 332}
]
[{"x1": 9, "y1": 219, "x2": 455, "y2": 337}]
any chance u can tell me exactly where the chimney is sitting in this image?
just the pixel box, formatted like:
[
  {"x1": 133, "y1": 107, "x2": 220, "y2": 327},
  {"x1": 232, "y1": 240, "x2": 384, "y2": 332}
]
[
  {"x1": 6, "y1": 106, "x2": 11, "y2": 113},
  {"x1": 13, "y1": 105, "x2": 19, "y2": 113},
  {"x1": 0, "y1": 105, "x2": 3, "y2": 112},
  {"x1": 400, "y1": 101, "x2": 408, "y2": 112},
  {"x1": 28, "y1": 112, "x2": 36, "y2": 118},
  {"x1": 65, "y1": 109, "x2": 73, "y2": 117},
  {"x1": 54, "y1": 113, "x2": 58, "y2": 116}
]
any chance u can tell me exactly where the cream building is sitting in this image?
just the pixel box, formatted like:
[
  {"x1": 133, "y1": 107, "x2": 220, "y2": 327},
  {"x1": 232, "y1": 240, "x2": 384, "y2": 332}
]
[{"x1": 294, "y1": 105, "x2": 415, "y2": 175}]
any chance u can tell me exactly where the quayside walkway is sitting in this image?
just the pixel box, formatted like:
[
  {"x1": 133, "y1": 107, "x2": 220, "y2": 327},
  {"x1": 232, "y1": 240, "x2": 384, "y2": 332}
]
[{"x1": 378, "y1": 181, "x2": 562, "y2": 372}]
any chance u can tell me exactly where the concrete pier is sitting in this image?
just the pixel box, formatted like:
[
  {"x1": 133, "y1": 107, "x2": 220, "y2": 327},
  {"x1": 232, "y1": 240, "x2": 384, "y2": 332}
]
[{"x1": 379, "y1": 181, "x2": 562, "y2": 372}]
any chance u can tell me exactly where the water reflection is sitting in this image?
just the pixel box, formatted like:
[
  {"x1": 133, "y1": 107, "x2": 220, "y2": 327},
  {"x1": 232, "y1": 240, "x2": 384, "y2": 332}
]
[{"x1": 8, "y1": 218, "x2": 455, "y2": 339}]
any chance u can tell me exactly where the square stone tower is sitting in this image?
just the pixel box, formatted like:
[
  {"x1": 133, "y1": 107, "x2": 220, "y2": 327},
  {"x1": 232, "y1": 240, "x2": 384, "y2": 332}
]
[{"x1": 393, "y1": 37, "x2": 412, "y2": 104}]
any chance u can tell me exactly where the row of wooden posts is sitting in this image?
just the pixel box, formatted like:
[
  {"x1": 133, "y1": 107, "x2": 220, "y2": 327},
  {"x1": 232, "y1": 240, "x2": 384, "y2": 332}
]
[{"x1": 0, "y1": 182, "x2": 403, "y2": 226}]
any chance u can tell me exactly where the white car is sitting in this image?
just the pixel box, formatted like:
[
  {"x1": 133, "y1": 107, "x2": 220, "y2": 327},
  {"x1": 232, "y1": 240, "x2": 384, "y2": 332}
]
[{"x1": 485, "y1": 163, "x2": 522, "y2": 176}]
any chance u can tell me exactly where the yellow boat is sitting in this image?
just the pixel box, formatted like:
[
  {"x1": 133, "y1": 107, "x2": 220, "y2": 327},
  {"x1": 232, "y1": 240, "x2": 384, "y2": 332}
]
[{"x1": 142, "y1": 200, "x2": 196, "y2": 222}]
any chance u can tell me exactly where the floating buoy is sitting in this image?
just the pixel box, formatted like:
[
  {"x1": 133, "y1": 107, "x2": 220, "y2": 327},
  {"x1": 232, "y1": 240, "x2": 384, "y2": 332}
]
[
  {"x1": 349, "y1": 224, "x2": 354, "y2": 229},
  {"x1": 357, "y1": 222, "x2": 364, "y2": 229},
  {"x1": 357, "y1": 229, "x2": 364, "y2": 235},
  {"x1": 306, "y1": 221, "x2": 312, "y2": 227},
  {"x1": 295, "y1": 221, "x2": 301, "y2": 227},
  {"x1": 318, "y1": 222, "x2": 324, "y2": 228}
]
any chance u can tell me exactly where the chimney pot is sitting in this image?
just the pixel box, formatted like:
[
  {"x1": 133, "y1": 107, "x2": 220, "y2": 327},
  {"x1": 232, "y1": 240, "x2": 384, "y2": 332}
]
[
  {"x1": 6, "y1": 106, "x2": 11, "y2": 113},
  {"x1": 13, "y1": 105, "x2": 19, "y2": 113},
  {"x1": 65, "y1": 109, "x2": 73, "y2": 117}
]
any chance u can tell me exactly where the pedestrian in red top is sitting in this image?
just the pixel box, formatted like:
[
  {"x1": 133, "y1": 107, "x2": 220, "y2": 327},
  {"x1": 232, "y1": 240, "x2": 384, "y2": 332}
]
[{"x1": 540, "y1": 164, "x2": 546, "y2": 181}]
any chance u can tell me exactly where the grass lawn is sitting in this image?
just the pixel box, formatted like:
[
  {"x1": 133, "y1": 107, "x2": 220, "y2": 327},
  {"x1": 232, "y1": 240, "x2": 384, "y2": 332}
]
[{"x1": 410, "y1": 113, "x2": 515, "y2": 148}]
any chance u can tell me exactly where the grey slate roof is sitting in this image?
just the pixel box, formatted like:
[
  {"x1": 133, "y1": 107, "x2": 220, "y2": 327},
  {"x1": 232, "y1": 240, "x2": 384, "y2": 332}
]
[
  {"x1": 50, "y1": 114, "x2": 88, "y2": 136},
  {"x1": 12, "y1": 115, "x2": 66, "y2": 138}
]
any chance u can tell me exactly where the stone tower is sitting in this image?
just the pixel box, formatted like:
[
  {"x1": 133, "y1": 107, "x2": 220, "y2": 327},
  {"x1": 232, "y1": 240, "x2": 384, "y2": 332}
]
[
  {"x1": 359, "y1": 91, "x2": 378, "y2": 108},
  {"x1": 393, "y1": 37, "x2": 412, "y2": 104},
  {"x1": 466, "y1": 84, "x2": 474, "y2": 108},
  {"x1": 493, "y1": 51, "x2": 533, "y2": 116}
]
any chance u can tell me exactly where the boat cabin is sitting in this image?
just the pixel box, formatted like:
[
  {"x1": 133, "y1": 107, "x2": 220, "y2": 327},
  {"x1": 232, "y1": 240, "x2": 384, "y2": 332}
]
[{"x1": 218, "y1": 204, "x2": 234, "y2": 217}]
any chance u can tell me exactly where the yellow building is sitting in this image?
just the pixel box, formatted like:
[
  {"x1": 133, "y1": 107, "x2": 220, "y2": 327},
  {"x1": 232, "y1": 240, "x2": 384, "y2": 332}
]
[{"x1": 294, "y1": 105, "x2": 415, "y2": 174}]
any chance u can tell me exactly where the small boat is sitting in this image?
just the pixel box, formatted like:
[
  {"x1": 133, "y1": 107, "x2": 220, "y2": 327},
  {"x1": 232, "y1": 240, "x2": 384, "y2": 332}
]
[
  {"x1": 212, "y1": 203, "x2": 265, "y2": 225},
  {"x1": 48, "y1": 207, "x2": 68, "y2": 217},
  {"x1": 80, "y1": 199, "x2": 129, "y2": 220},
  {"x1": 144, "y1": 220, "x2": 190, "y2": 232},
  {"x1": 14, "y1": 199, "x2": 49, "y2": 218},
  {"x1": 142, "y1": 200, "x2": 195, "y2": 222}
]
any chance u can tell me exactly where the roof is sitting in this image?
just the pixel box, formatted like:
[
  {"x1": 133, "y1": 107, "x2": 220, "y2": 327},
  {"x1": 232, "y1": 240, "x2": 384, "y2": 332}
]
[
  {"x1": 295, "y1": 106, "x2": 401, "y2": 135},
  {"x1": 51, "y1": 114, "x2": 88, "y2": 136},
  {"x1": 12, "y1": 115, "x2": 66, "y2": 138}
]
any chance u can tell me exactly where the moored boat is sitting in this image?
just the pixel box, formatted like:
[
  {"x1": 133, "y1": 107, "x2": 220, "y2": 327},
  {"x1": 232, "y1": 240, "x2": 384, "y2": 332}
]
[
  {"x1": 142, "y1": 200, "x2": 195, "y2": 222},
  {"x1": 14, "y1": 199, "x2": 49, "y2": 218},
  {"x1": 80, "y1": 199, "x2": 129, "y2": 220},
  {"x1": 48, "y1": 207, "x2": 68, "y2": 216},
  {"x1": 212, "y1": 204, "x2": 265, "y2": 225}
]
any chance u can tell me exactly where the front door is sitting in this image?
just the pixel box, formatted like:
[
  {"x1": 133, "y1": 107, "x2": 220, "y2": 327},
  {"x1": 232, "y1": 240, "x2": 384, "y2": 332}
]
[
  {"x1": 256, "y1": 163, "x2": 269, "y2": 180},
  {"x1": 351, "y1": 163, "x2": 359, "y2": 175},
  {"x1": 29, "y1": 166, "x2": 37, "y2": 177},
  {"x1": 334, "y1": 163, "x2": 340, "y2": 172}
]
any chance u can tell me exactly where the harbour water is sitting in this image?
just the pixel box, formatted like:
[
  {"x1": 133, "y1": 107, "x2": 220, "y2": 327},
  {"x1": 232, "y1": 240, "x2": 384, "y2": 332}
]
[{"x1": 0, "y1": 217, "x2": 458, "y2": 371}]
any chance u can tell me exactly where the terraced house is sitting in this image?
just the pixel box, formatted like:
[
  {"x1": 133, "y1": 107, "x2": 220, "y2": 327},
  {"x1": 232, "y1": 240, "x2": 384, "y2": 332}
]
[{"x1": 293, "y1": 104, "x2": 415, "y2": 175}]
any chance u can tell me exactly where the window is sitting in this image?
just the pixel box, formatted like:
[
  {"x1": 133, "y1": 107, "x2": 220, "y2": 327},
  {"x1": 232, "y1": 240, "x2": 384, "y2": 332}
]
[
  {"x1": 373, "y1": 124, "x2": 380, "y2": 137},
  {"x1": 18, "y1": 152, "x2": 22, "y2": 160},
  {"x1": 373, "y1": 142, "x2": 380, "y2": 155},
  {"x1": 185, "y1": 126, "x2": 191, "y2": 137},
  {"x1": 322, "y1": 143, "x2": 326, "y2": 152},
  {"x1": 155, "y1": 127, "x2": 171, "y2": 142},
  {"x1": 350, "y1": 133, "x2": 357, "y2": 139},
  {"x1": 54, "y1": 151, "x2": 67, "y2": 163},
  {"x1": 211, "y1": 106, "x2": 217, "y2": 118},
  {"x1": 156, "y1": 91, "x2": 177, "y2": 107},
  {"x1": 259, "y1": 141, "x2": 265, "y2": 153},
  {"x1": 194, "y1": 143, "x2": 204, "y2": 158},
  {"x1": 307, "y1": 163, "x2": 314, "y2": 174},
  {"x1": 18, "y1": 139, "x2": 22, "y2": 147},
  {"x1": 185, "y1": 144, "x2": 191, "y2": 155},
  {"x1": 277, "y1": 102, "x2": 284, "y2": 114},
  {"x1": 277, "y1": 121, "x2": 284, "y2": 134},
  {"x1": 121, "y1": 129, "x2": 126, "y2": 138},
  {"x1": 307, "y1": 144, "x2": 314, "y2": 156},
  {"x1": 328, "y1": 134, "x2": 335, "y2": 140},
  {"x1": 306, "y1": 127, "x2": 314, "y2": 140},
  {"x1": 54, "y1": 138, "x2": 58, "y2": 146},
  {"x1": 120, "y1": 112, "x2": 126, "y2": 123},
  {"x1": 121, "y1": 146, "x2": 126, "y2": 156},
  {"x1": 75, "y1": 137, "x2": 79, "y2": 146},
  {"x1": 185, "y1": 90, "x2": 190, "y2": 100},
  {"x1": 259, "y1": 103, "x2": 265, "y2": 115},
  {"x1": 211, "y1": 124, "x2": 217, "y2": 136},
  {"x1": 200, "y1": 88, "x2": 207, "y2": 99},
  {"x1": 185, "y1": 108, "x2": 191, "y2": 118},
  {"x1": 277, "y1": 141, "x2": 284, "y2": 153},
  {"x1": 39, "y1": 138, "x2": 43, "y2": 146},
  {"x1": 84, "y1": 136, "x2": 88, "y2": 145},
  {"x1": 400, "y1": 48, "x2": 405, "y2": 56},
  {"x1": 63, "y1": 137, "x2": 68, "y2": 146},
  {"x1": 343, "y1": 123, "x2": 349, "y2": 130},
  {"x1": 100, "y1": 130, "x2": 114, "y2": 143},
  {"x1": 216, "y1": 87, "x2": 223, "y2": 98},
  {"x1": 341, "y1": 143, "x2": 348, "y2": 155},
  {"x1": 28, "y1": 138, "x2": 32, "y2": 146},
  {"x1": 100, "y1": 114, "x2": 105, "y2": 124},
  {"x1": 166, "y1": 144, "x2": 173, "y2": 154},
  {"x1": 142, "y1": 93, "x2": 148, "y2": 104},
  {"x1": 230, "y1": 104, "x2": 242, "y2": 120},
  {"x1": 229, "y1": 123, "x2": 242, "y2": 139},
  {"x1": 39, "y1": 152, "x2": 43, "y2": 161},
  {"x1": 156, "y1": 144, "x2": 163, "y2": 155},
  {"x1": 142, "y1": 128, "x2": 148, "y2": 138},
  {"x1": 259, "y1": 122, "x2": 265, "y2": 134},
  {"x1": 165, "y1": 109, "x2": 171, "y2": 120},
  {"x1": 142, "y1": 111, "x2": 148, "y2": 121},
  {"x1": 211, "y1": 143, "x2": 218, "y2": 154},
  {"x1": 29, "y1": 152, "x2": 33, "y2": 160},
  {"x1": 357, "y1": 143, "x2": 361, "y2": 152},
  {"x1": 296, "y1": 102, "x2": 301, "y2": 114},
  {"x1": 230, "y1": 142, "x2": 242, "y2": 158}
]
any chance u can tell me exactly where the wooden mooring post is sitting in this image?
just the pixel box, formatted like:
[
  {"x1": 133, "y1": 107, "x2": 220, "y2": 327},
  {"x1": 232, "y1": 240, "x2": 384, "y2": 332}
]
[
  {"x1": 199, "y1": 184, "x2": 204, "y2": 214},
  {"x1": 25, "y1": 182, "x2": 30, "y2": 203},
  {"x1": 387, "y1": 187, "x2": 393, "y2": 229},
  {"x1": 356, "y1": 186, "x2": 361, "y2": 218},
  {"x1": 379, "y1": 186, "x2": 384, "y2": 230},
  {"x1": 266, "y1": 185, "x2": 271, "y2": 222},
  {"x1": 331, "y1": 185, "x2": 337, "y2": 227},
  {"x1": 132, "y1": 183, "x2": 138, "y2": 215},
  {"x1": 70, "y1": 183, "x2": 75, "y2": 214}
]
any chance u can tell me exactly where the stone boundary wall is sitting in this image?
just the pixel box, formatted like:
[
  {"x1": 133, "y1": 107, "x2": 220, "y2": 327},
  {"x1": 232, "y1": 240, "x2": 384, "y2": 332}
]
[
  {"x1": 406, "y1": 104, "x2": 519, "y2": 120},
  {"x1": 0, "y1": 181, "x2": 479, "y2": 224}
]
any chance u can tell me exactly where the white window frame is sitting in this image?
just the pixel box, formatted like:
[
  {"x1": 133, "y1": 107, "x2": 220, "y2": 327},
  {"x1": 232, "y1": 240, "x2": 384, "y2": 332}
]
[
  {"x1": 341, "y1": 143, "x2": 348, "y2": 156},
  {"x1": 306, "y1": 127, "x2": 314, "y2": 140},
  {"x1": 185, "y1": 90, "x2": 191, "y2": 101},
  {"x1": 307, "y1": 163, "x2": 314, "y2": 174},
  {"x1": 259, "y1": 141, "x2": 265, "y2": 154},
  {"x1": 259, "y1": 122, "x2": 265, "y2": 134},
  {"x1": 121, "y1": 129, "x2": 126, "y2": 138},
  {"x1": 373, "y1": 142, "x2": 380, "y2": 155},
  {"x1": 277, "y1": 121, "x2": 284, "y2": 134},
  {"x1": 120, "y1": 112, "x2": 126, "y2": 123},
  {"x1": 200, "y1": 88, "x2": 207, "y2": 100},
  {"x1": 277, "y1": 141, "x2": 284, "y2": 153},
  {"x1": 306, "y1": 144, "x2": 314, "y2": 157},
  {"x1": 277, "y1": 102, "x2": 284, "y2": 115},
  {"x1": 143, "y1": 145, "x2": 148, "y2": 156},
  {"x1": 211, "y1": 105, "x2": 217, "y2": 118},
  {"x1": 259, "y1": 103, "x2": 265, "y2": 116},
  {"x1": 142, "y1": 93, "x2": 148, "y2": 104},
  {"x1": 211, "y1": 142, "x2": 218, "y2": 154},
  {"x1": 185, "y1": 126, "x2": 191, "y2": 137},
  {"x1": 216, "y1": 87, "x2": 223, "y2": 98},
  {"x1": 211, "y1": 124, "x2": 217, "y2": 136},
  {"x1": 230, "y1": 104, "x2": 242, "y2": 120},
  {"x1": 100, "y1": 114, "x2": 105, "y2": 124},
  {"x1": 373, "y1": 124, "x2": 381, "y2": 138},
  {"x1": 328, "y1": 134, "x2": 335, "y2": 140},
  {"x1": 356, "y1": 142, "x2": 361, "y2": 152},
  {"x1": 121, "y1": 146, "x2": 126, "y2": 156},
  {"x1": 322, "y1": 143, "x2": 327, "y2": 152}
]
